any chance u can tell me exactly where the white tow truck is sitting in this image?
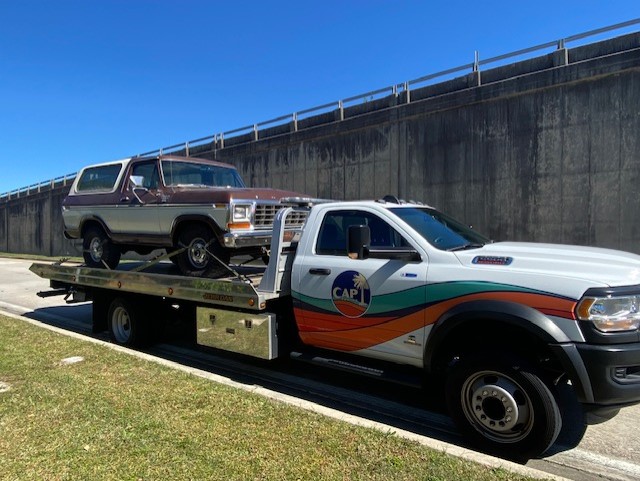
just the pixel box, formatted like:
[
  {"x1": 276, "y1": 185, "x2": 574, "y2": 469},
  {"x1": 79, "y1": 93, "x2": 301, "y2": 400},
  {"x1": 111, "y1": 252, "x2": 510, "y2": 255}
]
[{"x1": 31, "y1": 197, "x2": 640, "y2": 459}]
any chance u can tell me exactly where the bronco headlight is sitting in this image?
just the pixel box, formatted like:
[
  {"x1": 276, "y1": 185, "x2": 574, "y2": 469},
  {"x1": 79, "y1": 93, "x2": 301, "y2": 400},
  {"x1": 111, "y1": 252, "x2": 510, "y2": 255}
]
[
  {"x1": 576, "y1": 295, "x2": 640, "y2": 332},
  {"x1": 228, "y1": 203, "x2": 253, "y2": 231},
  {"x1": 232, "y1": 204, "x2": 251, "y2": 221}
]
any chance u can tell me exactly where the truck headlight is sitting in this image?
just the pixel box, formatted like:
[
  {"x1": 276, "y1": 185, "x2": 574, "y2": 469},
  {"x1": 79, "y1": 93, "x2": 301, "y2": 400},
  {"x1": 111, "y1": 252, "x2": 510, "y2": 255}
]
[
  {"x1": 232, "y1": 204, "x2": 251, "y2": 221},
  {"x1": 576, "y1": 295, "x2": 640, "y2": 332}
]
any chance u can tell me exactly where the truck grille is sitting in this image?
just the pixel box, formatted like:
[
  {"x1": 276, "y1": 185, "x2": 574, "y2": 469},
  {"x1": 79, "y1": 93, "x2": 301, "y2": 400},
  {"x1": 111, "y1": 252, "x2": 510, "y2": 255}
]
[{"x1": 254, "y1": 205, "x2": 308, "y2": 229}]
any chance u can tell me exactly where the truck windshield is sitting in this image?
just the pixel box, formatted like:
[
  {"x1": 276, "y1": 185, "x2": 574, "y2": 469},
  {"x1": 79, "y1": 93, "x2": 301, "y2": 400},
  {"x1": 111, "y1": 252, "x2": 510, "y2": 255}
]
[
  {"x1": 390, "y1": 207, "x2": 490, "y2": 251},
  {"x1": 161, "y1": 160, "x2": 245, "y2": 188}
]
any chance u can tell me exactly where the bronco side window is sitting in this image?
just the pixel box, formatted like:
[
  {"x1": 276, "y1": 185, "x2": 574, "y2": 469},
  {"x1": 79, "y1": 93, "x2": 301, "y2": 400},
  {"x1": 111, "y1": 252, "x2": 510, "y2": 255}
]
[
  {"x1": 316, "y1": 210, "x2": 409, "y2": 256},
  {"x1": 76, "y1": 164, "x2": 122, "y2": 193}
]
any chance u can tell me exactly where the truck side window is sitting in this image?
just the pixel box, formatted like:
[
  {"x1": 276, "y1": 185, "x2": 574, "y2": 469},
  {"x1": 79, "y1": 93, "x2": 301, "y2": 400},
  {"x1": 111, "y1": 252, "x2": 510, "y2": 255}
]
[{"x1": 316, "y1": 210, "x2": 409, "y2": 256}]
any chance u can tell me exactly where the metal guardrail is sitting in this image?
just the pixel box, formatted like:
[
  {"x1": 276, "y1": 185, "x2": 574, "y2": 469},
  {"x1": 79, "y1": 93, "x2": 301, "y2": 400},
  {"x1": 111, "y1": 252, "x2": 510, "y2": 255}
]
[{"x1": 2, "y1": 18, "x2": 639, "y2": 202}]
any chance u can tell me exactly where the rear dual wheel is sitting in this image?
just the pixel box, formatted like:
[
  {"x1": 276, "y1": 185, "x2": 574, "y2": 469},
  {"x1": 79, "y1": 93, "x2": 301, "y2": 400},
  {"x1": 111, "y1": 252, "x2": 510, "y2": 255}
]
[{"x1": 108, "y1": 297, "x2": 146, "y2": 347}]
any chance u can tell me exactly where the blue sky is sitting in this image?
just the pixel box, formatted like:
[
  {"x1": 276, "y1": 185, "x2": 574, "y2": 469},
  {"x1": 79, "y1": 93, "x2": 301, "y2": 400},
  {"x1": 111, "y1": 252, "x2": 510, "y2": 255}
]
[{"x1": 1, "y1": 0, "x2": 639, "y2": 194}]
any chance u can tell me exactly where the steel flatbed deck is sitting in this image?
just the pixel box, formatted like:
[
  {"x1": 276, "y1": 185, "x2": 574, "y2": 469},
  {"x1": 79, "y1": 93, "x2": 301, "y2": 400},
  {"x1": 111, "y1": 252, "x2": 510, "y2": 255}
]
[{"x1": 29, "y1": 260, "x2": 278, "y2": 311}]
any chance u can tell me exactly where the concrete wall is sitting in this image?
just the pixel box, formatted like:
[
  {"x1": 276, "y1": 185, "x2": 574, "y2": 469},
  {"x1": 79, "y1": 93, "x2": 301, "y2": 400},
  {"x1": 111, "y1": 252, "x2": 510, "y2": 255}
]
[
  {"x1": 2, "y1": 32, "x2": 640, "y2": 257},
  {"x1": 0, "y1": 185, "x2": 77, "y2": 257}
]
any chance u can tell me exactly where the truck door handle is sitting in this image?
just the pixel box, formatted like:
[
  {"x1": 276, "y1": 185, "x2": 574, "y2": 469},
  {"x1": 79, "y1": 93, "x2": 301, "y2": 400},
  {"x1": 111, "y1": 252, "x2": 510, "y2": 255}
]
[{"x1": 309, "y1": 268, "x2": 331, "y2": 275}]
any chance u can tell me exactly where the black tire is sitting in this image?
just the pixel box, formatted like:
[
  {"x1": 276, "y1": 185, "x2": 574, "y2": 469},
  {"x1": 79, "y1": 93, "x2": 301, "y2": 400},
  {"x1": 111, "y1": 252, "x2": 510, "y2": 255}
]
[
  {"x1": 446, "y1": 355, "x2": 562, "y2": 460},
  {"x1": 82, "y1": 225, "x2": 121, "y2": 269},
  {"x1": 175, "y1": 224, "x2": 230, "y2": 278},
  {"x1": 107, "y1": 297, "x2": 146, "y2": 347}
]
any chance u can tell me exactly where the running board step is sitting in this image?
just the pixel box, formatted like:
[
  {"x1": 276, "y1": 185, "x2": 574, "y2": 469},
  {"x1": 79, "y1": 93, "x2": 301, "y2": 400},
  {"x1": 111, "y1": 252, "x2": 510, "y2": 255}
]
[{"x1": 290, "y1": 351, "x2": 422, "y2": 388}]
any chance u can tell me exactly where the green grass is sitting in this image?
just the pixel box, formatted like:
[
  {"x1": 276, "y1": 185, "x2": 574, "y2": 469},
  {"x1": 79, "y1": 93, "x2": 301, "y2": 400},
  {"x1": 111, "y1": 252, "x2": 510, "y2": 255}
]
[{"x1": 0, "y1": 315, "x2": 544, "y2": 480}]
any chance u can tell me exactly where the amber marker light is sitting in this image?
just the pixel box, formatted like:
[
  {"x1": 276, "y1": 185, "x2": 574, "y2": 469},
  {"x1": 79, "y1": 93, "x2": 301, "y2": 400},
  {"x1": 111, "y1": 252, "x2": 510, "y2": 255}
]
[
  {"x1": 228, "y1": 222, "x2": 252, "y2": 230},
  {"x1": 248, "y1": 298, "x2": 255, "y2": 306},
  {"x1": 168, "y1": 288, "x2": 174, "y2": 296}
]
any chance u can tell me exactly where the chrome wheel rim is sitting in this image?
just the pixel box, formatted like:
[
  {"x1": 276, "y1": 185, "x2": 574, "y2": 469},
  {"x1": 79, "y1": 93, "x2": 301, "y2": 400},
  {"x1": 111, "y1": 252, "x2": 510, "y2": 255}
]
[
  {"x1": 188, "y1": 237, "x2": 209, "y2": 268},
  {"x1": 89, "y1": 237, "x2": 103, "y2": 263},
  {"x1": 461, "y1": 370, "x2": 533, "y2": 443}
]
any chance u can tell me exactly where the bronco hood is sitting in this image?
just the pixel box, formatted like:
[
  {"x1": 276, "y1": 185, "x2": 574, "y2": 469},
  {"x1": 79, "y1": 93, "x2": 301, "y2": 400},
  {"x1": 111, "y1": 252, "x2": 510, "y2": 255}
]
[
  {"x1": 454, "y1": 241, "x2": 640, "y2": 289},
  {"x1": 168, "y1": 186, "x2": 304, "y2": 203}
]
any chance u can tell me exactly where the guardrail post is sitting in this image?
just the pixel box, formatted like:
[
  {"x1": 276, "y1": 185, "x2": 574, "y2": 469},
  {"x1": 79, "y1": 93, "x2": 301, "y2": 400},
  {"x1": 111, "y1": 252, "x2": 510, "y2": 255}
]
[
  {"x1": 185, "y1": 142, "x2": 190, "y2": 157},
  {"x1": 253, "y1": 124, "x2": 258, "y2": 141},
  {"x1": 220, "y1": 133, "x2": 224, "y2": 149},
  {"x1": 338, "y1": 100, "x2": 344, "y2": 121},
  {"x1": 292, "y1": 113, "x2": 298, "y2": 132},
  {"x1": 471, "y1": 51, "x2": 482, "y2": 86},
  {"x1": 404, "y1": 82, "x2": 411, "y2": 104},
  {"x1": 556, "y1": 39, "x2": 569, "y2": 65}
]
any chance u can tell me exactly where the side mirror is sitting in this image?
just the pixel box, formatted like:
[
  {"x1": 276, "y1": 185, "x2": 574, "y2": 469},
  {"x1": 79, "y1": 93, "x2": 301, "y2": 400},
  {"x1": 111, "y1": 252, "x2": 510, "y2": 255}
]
[
  {"x1": 347, "y1": 225, "x2": 370, "y2": 260},
  {"x1": 129, "y1": 175, "x2": 150, "y2": 204}
]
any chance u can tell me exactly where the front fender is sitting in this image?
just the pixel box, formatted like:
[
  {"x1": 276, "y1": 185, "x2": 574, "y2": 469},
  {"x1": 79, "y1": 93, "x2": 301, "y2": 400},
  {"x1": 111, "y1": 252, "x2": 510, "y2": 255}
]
[{"x1": 423, "y1": 299, "x2": 595, "y2": 403}]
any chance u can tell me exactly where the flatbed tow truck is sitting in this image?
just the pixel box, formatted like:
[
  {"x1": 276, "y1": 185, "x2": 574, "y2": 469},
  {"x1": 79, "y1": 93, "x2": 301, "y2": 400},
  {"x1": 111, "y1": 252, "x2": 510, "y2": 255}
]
[{"x1": 30, "y1": 198, "x2": 640, "y2": 460}]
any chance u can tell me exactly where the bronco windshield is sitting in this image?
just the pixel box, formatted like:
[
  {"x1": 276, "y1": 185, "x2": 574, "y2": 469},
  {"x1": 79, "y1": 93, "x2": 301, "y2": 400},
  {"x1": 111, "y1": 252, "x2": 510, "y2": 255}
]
[
  {"x1": 390, "y1": 207, "x2": 490, "y2": 251},
  {"x1": 161, "y1": 160, "x2": 245, "y2": 188}
]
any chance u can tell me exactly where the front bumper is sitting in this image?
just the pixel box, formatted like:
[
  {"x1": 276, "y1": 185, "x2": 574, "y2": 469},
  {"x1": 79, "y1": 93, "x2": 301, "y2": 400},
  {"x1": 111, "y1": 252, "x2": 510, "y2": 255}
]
[
  {"x1": 576, "y1": 341, "x2": 640, "y2": 406},
  {"x1": 223, "y1": 230, "x2": 273, "y2": 249}
]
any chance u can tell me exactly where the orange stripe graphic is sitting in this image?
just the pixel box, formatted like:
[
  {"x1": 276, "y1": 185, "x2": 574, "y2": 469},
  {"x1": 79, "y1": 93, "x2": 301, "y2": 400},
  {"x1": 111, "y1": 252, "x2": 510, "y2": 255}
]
[{"x1": 295, "y1": 290, "x2": 576, "y2": 352}]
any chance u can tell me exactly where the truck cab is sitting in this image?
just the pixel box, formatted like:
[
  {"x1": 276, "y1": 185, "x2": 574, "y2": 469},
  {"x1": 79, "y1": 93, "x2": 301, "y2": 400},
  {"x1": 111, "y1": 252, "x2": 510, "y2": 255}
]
[{"x1": 290, "y1": 198, "x2": 640, "y2": 458}]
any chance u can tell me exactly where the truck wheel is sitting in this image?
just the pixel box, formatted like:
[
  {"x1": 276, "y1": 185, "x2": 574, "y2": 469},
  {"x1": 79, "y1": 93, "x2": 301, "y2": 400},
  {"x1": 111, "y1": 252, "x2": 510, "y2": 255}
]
[
  {"x1": 175, "y1": 224, "x2": 230, "y2": 278},
  {"x1": 108, "y1": 297, "x2": 146, "y2": 347},
  {"x1": 83, "y1": 226, "x2": 121, "y2": 269},
  {"x1": 446, "y1": 356, "x2": 561, "y2": 460}
]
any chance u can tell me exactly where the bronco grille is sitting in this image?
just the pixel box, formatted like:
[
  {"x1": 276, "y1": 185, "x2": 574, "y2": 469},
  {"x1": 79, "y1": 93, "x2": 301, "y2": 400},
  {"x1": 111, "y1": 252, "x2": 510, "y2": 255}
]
[{"x1": 254, "y1": 205, "x2": 308, "y2": 229}]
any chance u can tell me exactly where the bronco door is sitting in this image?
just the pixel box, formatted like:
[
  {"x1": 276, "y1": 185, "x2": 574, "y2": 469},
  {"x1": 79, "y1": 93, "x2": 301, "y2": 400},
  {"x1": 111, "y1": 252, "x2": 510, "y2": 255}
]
[
  {"x1": 114, "y1": 159, "x2": 162, "y2": 237},
  {"x1": 293, "y1": 208, "x2": 428, "y2": 367}
]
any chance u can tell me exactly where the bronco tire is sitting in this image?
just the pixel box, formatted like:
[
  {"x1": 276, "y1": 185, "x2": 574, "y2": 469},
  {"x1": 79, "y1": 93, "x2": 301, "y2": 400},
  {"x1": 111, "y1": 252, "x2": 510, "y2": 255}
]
[
  {"x1": 175, "y1": 224, "x2": 230, "y2": 277},
  {"x1": 446, "y1": 355, "x2": 562, "y2": 460},
  {"x1": 82, "y1": 225, "x2": 121, "y2": 269}
]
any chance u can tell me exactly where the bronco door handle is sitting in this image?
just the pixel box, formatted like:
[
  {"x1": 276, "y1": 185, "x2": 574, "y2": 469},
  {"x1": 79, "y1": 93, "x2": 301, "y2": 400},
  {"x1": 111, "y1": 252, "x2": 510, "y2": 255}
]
[{"x1": 309, "y1": 268, "x2": 331, "y2": 275}]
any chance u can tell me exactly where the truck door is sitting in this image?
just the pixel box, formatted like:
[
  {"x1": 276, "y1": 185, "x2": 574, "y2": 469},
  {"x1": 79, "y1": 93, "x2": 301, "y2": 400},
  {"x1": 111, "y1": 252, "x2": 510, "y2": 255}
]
[
  {"x1": 294, "y1": 208, "x2": 428, "y2": 367},
  {"x1": 115, "y1": 160, "x2": 162, "y2": 235}
]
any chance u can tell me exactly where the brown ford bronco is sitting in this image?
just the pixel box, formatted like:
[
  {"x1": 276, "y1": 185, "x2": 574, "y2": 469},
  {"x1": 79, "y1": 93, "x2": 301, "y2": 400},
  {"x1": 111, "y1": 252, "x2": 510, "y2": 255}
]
[{"x1": 62, "y1": 155, "x2": 306, "y2": 277}]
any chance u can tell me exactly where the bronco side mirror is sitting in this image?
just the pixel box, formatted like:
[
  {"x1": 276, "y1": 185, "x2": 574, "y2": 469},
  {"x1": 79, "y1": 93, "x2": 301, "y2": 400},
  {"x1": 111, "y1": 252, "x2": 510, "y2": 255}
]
[{"x1": 347, "y1": 225, "x2": 371, "y2": 260}]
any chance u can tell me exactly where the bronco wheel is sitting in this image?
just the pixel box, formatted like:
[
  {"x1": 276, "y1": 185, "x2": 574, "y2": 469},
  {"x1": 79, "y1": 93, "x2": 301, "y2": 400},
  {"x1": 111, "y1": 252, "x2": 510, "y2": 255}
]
[
  {"x1": 82, "y1": 225, "x2": 121, "y2": 269},
  {"x1": 446, "y1": 355, "x2": 562, "y2": 460},
  {"x1": 107, "y1": 297, "x2": 146, "y2": 347},
  {"x1": 175, "y1": 224, "x2": 230, "y2": 277}
]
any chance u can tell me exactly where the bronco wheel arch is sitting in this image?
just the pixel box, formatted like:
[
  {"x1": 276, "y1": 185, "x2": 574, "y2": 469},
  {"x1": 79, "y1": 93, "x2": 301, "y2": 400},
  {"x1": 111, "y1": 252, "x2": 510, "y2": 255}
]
[
  {"x1": 170, "y1": 215, "x2": 225, "y2": 245},
  {"x1": 80, "y1": 217, "x2": 113, "y2": 239},
  {"x1": 424, "y1": 299, "x2": 594, "y2": 403}
]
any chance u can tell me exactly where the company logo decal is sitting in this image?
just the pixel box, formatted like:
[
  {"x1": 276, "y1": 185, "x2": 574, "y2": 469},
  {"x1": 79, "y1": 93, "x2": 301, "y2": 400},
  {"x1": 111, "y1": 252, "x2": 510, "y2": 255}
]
[{"x1": 331, "y1": 270, "x2": 371, "y2": 318}]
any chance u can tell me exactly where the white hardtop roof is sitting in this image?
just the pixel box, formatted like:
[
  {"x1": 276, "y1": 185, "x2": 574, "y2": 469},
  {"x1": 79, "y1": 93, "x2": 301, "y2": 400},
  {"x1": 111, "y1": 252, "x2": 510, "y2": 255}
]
[{"x1": 78, "y1": 157, "x2": 132, "y2": 171}]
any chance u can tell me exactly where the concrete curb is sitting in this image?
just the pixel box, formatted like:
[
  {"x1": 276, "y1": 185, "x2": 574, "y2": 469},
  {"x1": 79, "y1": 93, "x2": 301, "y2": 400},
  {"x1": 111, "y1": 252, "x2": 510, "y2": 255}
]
[{"x1": 1, "y1": 309, "x2": 567, "y2": 480}]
